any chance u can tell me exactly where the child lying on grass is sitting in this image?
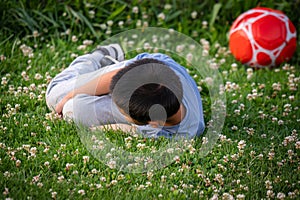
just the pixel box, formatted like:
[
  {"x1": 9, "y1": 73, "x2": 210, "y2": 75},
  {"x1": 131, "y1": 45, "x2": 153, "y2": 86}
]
[{"x1": 46, "y1": 44, "x2": 205, "y2": 139}]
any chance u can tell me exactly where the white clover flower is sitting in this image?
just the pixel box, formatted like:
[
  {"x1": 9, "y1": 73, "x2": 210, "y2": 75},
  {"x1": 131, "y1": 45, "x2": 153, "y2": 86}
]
[
  {"x1": 234, "y1": 109, "x2": 240, "y2": 115},
  {"x1": 20, "y1": 44, "x2": 33, "y2": 57},
  {"x1": 173, "y1": 155, "x2": 180, "y2": 163},
  {"x1": 29, "y1": 147, "x2": 37, "y2": 155},
  {"x1": 214, "y1": 174, "x2": 224, "y2": 185},
  {"x1": 276, "y1": 192, "x2": 286, "y2": 200},
  {"x1": 44, "y1": 161, "x2": 50, "y2": 167},
  {"x1": 100, "y1": 177, "x2": 106, "y2": 182},
  {"x1": 157, "y1": 13, "x2": 166, "y2": 21},
  {"x1": 143, "y1": 42, "x2": 151, "y2": 50},
  {"x1": 136, "y1": 184, "x2": 145, "y2": 190},
  {"x1": 287, "y1": 149, "x2": 294, "y2": 157},
  {"x1": 83, "y1": 156, "x2": 90, "y2": 163},
  {"x1": 164, "y1": 4, "x2": 172, "y2": 10},
  {"x1": 136, "y1": 143, "x2": 146, "y2": 150},
  {"x1": 143, "y1": 21, "x2": 149, "y2": 28},
  {"x1": 272, "y1": 117, "x2": 278, "y2": 122},
  {"x1": 32, "y1": 174, "x2": 40, "y2": 183},
  {"x1": 246, "y1": 127, "x2": 255, "y2": 135},
  {"x1": 53, "y1": 154, "x2": 59, "y2": 161},
  {"x1": 71, "y1": 35, "x2": 78, "y2": 42},
  {"x1": 83, "y1": 39, "x2": 93, "y2": 45},
  {"x1": 1, "y1": 77, "x2": 7, "y2": 85},
  {"x1": 107, "y1": 160, "x2": 116, "y2": 169},
  {"x1": 191, "y1": 11, "x2": 197, "y2": 19},
  {"x1": 65, "y1": 163, "x2": 74, "y2": 171},
  {"x1": 118, "y1": 21, "x2": 124, "y2": 27},
  {"x1": 0, "y1": 54, "x2": 6, "y2": 61},
  {"x1": 16, "y1": 159, "x2": 21, "y2": 167},
  {"x1": 100, "y1": 23, "x2": 107, "y2": 30},
  {"x1": 117, "y1": 174, "x2": 124, "y2": 180},
  {"x1": 145, "y1": 171, "x2": 153, "y2": 180},
  {"x1": 69, "y1": 53, "x2": 77, "y2": 58},
  {"x1": 91, "y1": 168, "x2": 98, "y2": 174},
  {"x1": 125, "y1": 142, "x2": 132, "y2": 149},
  {"x1": 3, "y1": 171, "x2": 11, "y2": 178},
  {"x1": 105, "y1": 29, "x2": 112, "y2": 35},
  {"x1": 111, "y1": 180, "x2": 118, "y2": 185},
  {"x1": 37, "y1": 182, "x2": 43, "y2": 188},
  {"x1": 176, "y1": 44, "x2": 184, "y2": 53},
  {"x1": 288, "y1": 95, "x2": 295, "y2": 101},
  {"x1": 266, "y1": 190, "x2": 275, "y2": 198},
  {"x1": 202, "y1": 21, "x2": 208, "y2": 28},
  {"x1": 57, "y1": 175, "x2": 64, "y2": 183},
  {"x1": 186, "y1": 53, "x2": 193, "y2": 63},
  {"x1": 246, "y1": 94, "x2": 253, "y2": 100},
  {"x1": 257, "y1": 153, "x2": 263, "y2": 160},
  {"x1": 142, "y1": 12, "x2": 148, "y2": 19},
  {"x1": 288, "y1": 192, "x2": 296, "y2": 198},
  {"x1": 166, "y1": 148, "x2": 174, "y2": 153},
  {"x1": 246, "y1": 68, "x2": 253, "y2": 74},
  {"x1": 132, "y1": 6, "x2": 139, "y2": 14},
  {"x1": 107, "y1": 20, "x2": 114, "y2": 26},
  {"x1": 51, "y1": 191, "x2": 57, "y2": 199},
  {"x1": 197, "y1": 86, "x2": 202, "y2": 92},
  {"x1": 237, "y1": 140, "x2": 246, "y2": 150},
  {"x1": 78, "y1": 189, "x2": 85, "y2": 195},
  {"x1": 210, "y1": 194, "x2": 218, "y2": 200},
  {"x1": 204, "y1": 77, "x2": 213, "y2": 86},
  {"x1": 209, "y1": 62, "x2": 219, "y2": 70},
  {"x1": 272, "y1": 82, "x2": 281, "y2": 91},
  {"x1": 268, "y1": 151, "x2": 275, "y2": 160},
  {"x1": 202, "y1": 137, "x2": 208, "y2": 144},
  {"x1": 161, "y1": 175, "x2": 167, "y2": 182},
  {"x1": 32, "y1": 30, "x2": 39, "y2": 38},
  {"x1": 295, "y1": 141, "x2": 300, "y2": 149},
  {"x1": 135, "y1": 19, "x2": 142, "y2": 27},
  {"x1": 222, "y1": 192, "x2": 234, "y2": 200},
  {"x1": 77, "y1": 45, "x2": 87, "y2": 50},
  {"x1": 89, "y1": 10, "x2": 95, "y2": 18}
]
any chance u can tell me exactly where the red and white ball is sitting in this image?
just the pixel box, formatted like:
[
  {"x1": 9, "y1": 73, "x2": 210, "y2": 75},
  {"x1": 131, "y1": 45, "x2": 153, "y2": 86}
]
[{"x1": 229, "y1": 7, "x2": 297, "y2": 68}]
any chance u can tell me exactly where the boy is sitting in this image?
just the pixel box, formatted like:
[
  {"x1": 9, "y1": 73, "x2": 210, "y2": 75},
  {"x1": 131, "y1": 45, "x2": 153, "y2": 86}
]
[{"x1": 46, "y1": 44, "x2": 205, "y2": 139}]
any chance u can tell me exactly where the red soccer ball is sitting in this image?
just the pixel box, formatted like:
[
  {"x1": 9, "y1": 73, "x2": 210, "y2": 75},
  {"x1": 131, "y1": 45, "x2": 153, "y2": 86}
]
[{"x1": 229, "y1": 7, "x2": 297, "y2": 68}]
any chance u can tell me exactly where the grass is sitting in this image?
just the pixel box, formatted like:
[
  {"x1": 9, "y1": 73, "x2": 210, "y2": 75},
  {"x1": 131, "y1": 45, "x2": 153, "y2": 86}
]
[{"x1": 0, "y1": 0, "x2": 300, "y2": 199}]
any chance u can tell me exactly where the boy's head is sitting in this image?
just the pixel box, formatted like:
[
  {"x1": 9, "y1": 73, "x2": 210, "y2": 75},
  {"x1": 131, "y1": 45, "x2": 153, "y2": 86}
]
[{"x1": 110, "y1": 58, "x2": 183, "y2": 125}]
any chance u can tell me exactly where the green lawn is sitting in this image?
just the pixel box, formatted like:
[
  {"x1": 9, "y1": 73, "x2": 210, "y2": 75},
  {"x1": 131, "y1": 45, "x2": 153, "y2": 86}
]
[{"x1": 0, "y1": 0, "x2": 299, "y2": 199}]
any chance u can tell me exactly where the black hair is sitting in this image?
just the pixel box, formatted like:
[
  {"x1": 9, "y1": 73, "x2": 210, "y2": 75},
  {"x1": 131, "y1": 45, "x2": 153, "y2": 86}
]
[{"x1": 110, "y1": 58, "x2": 183, "y2": 124}]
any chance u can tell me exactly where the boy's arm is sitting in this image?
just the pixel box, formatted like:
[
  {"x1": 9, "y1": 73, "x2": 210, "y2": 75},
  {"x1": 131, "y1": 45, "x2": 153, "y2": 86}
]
[{"x1": 55, "y1": 68, "x2": 120, "y2": 114}]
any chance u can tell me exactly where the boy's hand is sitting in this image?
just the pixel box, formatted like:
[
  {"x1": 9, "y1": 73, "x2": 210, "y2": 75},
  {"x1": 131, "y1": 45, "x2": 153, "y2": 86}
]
[{"x1": 55, "y1": 91, "x2": 74, "y2": 114}]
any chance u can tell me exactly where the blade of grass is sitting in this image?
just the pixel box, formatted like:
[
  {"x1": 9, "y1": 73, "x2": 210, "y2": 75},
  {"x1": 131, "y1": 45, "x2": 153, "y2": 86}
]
[
  {"x1": 165, "y1": 10, "x2": 182, "y2": 23},
  {"x1": 107, "y1": 4, "x2": 127, "y2": 20},
  {"x1": 32, "y1": 10, "x2": 59, "y2": 28},
  {"x1": 14, "y1": 6, "x2": 39, "y2": 32},
  {"x1": 65, "y1": 6, "x2": 98, "y2": 38},
  {"x1": 209, "y1": 3, "x2": 222, "y2": 31},
  {"x1": 0, "y1": 34, "x2": 14, "y2": 47}
]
